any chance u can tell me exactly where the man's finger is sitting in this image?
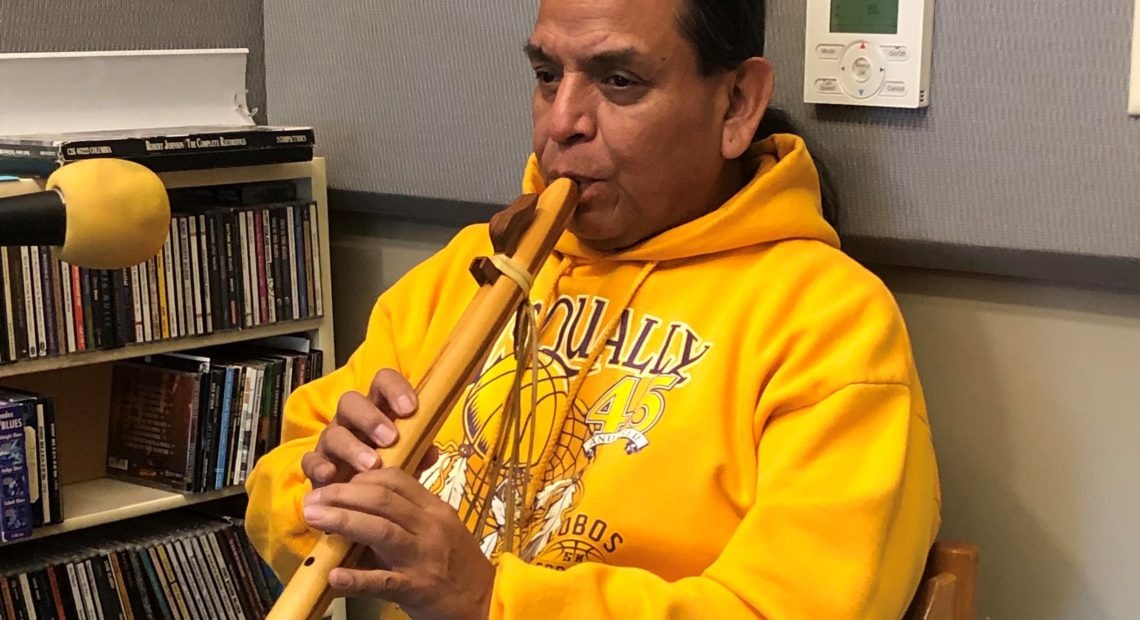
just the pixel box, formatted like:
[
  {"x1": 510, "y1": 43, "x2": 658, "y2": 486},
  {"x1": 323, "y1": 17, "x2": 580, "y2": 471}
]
[
  {"x1": 368, "y1": 369, "x2": 419, "y2": 419},
  {"x1": 302, "y1": 502, "x2": 416, "y2": 558},
  {"x1": 327, "y1": 567, "x2": 414, "y2": 601},
  {"x1": 306, "y1": 480, "x2": 424, "y2": 534},
  {"x1": 351, "y1": 468, "x2": 442, "y2": 512},
  {"x1": 318, "y1": 424, "x2": 381, "y2": 473},
  {"x1": 300, "y1": 451, "x2": 341, "y2": 486},
  {"x1": 336, "y1": 391, "x2": 399, "y2": 448}
]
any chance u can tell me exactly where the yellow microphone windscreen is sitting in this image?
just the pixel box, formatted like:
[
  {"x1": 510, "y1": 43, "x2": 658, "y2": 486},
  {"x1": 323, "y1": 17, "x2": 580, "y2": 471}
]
[{"x1": 45, "y1": 159, "x2": 171, "y2": 270}]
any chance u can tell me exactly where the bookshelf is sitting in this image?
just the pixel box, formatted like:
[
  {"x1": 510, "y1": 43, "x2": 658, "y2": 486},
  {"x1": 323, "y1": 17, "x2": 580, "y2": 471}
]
[{"x1": 0, "y1": 157, "x2": 337, "y2": 548}]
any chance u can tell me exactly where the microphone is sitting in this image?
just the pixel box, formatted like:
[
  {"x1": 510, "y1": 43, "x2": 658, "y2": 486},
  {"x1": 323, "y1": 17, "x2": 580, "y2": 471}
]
[{"x1": 0, "y1": 159, "x2": 171, "y2": 269}]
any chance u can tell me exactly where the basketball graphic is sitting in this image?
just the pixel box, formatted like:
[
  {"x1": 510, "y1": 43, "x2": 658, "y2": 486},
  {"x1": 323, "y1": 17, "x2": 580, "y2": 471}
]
[{"x1": 461, "y1": 350, "x2": 568, "y2": 466}]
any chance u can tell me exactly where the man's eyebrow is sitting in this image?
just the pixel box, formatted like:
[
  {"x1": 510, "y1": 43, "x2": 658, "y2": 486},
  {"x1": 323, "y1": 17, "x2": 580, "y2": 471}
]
[
  {"x1": 524, "y1": 42, "x2": 551, "y2": 63},
  {"x1": 523, "y1": 43, "x2": 647, "y2": 71},
  {"x1": 582, "y1": 48, "x2": 642, "y2": 72}
]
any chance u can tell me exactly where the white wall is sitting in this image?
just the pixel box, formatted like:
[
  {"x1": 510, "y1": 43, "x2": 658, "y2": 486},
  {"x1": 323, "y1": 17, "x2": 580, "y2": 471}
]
[{"x1": 329, "y1": 216, "x2": 1140, "y2": 619}]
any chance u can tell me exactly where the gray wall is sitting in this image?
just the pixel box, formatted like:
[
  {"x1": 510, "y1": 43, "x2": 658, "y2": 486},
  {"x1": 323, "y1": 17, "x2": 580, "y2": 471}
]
[
  {"x1": 263, "y1": 0, "x2": 535, "y2": 204},
  {"x1": 0, "y1": 0, "x2": 267, "y2": 124}
]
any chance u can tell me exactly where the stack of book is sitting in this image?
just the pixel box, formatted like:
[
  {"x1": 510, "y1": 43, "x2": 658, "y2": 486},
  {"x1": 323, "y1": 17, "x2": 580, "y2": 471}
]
[
  {"x1": 0, "y1": 179, "x2": 324, "y2": 363},
  {"x1": 0, "y1": 511, "x2": 281, "y2": 618},
  {"x1": 105, "y1": 337, "x2": 325, "y2": 493},
  {"x1": 0, "y1": 388, "x2": 61, "y2": 543},
  {"x1": 0, "y1": 125, "x2": 315, "y2": 177}
]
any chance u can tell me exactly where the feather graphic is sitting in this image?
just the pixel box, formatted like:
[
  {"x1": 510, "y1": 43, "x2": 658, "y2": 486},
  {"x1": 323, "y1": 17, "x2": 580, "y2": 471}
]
[
  {"x1": 418, "y1": 450, "x2": 453, "y2": 490},
  {"x1": 480, "y1": 530, "x2": 500, "y2": 558},
  {"x1": 477, "y1": 486, "x2": 508, "y2": 558},
  {"x1": 491, "y1": 488, "x2": 506, "y2": 525},
  {"x1": 440, "y1": 455, "x2": 469, "y2": 509},
  {"x1": 522, "y1": 479, "x2": 577, "y2": 561}
]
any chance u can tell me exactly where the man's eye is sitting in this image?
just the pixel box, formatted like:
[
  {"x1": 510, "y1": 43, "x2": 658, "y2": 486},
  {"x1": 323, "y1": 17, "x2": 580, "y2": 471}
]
[
  {"x1": 534, "y1": 69, "x2": 558, "y2": 84},
  {"x1": 605, "y1": 75, "x2": 635, "y2": 88}
]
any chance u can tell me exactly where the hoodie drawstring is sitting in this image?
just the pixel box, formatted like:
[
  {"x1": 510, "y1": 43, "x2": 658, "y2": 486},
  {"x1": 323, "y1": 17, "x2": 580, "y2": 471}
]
[
  {"x1": 522, "y1": 260, "x2": 658, "y2": 520},
  {"x1": 473, "y1": 256, "x2": 658, "y2": 558}
]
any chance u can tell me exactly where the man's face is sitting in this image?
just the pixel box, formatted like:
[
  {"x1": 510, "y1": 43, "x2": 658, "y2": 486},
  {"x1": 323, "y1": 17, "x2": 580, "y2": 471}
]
[{"x1": 528, "y1": 0, "x2": 734, "y2": 251}]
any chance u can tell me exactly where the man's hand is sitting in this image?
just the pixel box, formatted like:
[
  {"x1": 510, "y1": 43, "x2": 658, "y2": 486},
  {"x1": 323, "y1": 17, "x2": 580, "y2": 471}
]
[
  {"x1": 302, "y1": 468, "x2": 495, "y2": 620},
  {"x1": 301, "y1": 369, "x2": 437, "y2": 487}
]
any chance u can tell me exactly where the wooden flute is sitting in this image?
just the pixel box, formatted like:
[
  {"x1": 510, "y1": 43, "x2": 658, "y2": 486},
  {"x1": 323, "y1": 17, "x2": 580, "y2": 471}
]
[{"x1": 265, "y1": 178, "x2": 580, "y2": 620}]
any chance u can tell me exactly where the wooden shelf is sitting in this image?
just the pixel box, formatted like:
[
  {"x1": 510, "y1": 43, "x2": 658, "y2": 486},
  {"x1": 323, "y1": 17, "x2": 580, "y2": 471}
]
[
  {"x1": 0, "y1": 317, "x2": 323, "y2": 379},
  {"x1": 6, "y1": 478, "x2": 246, "y2": 545}
]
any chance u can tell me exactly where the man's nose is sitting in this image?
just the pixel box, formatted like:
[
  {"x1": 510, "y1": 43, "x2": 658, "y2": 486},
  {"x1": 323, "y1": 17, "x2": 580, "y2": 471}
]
[{"x1": 547, "y1": 74, "x2": 597, "y2": 146}]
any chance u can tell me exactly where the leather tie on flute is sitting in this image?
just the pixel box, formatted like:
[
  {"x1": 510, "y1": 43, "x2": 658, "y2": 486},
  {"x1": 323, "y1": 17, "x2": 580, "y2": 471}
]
[{"x1": 266, "y1": 178, "x2": 579, "y2": 620}]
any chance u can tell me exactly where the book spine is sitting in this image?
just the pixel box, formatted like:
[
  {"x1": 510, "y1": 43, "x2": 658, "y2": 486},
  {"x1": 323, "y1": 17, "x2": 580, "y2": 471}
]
[
  {"x1": 7, "y1": 249, "x2": 28, "y2": 359},
  {"x1": 60, "y1": 260, "x2": 76, "y2": 353},
  {"x1": 9, "y1": 574, "x2": 29, "y2": 620},
  {"x1": 214, "y1": 367, "x2": 235, "y2": 490},
  {"x1": 111, "y1": 268, "x2": 130, "y2": 347},
  {"x1": 198, "y1": 214, "x2": 214, "y2": 334},
  {"x1": 0, "y1": 247, "x2": 14, "y2": 361},
  {"x1": 26, "y1": 246, "x2": 45, "y2": 357},
  {"x1": 276, "y1": 208, "x2": 294, "y2": 321},
  {"x1": 308, "y1": 202, "x2": 324, "y2": 317},
  {"x1": 255, "y1": 210, "x2": 272, "y2": 325},
  {"x1": 188, "y1": 216, "x2": 205, "y2": 337},
  {"x1": 178, "y1": 217, "x2": 194, "y2": 337},
  {"x1": 0, "y1": 404, "x2": 32, "y2": 542},
  {"x1": 220, "y1": 211, "x2": 241, "y2": 330},
  {"x1": 165, "y1": 219, "x2": 181, "y2": 339},
  {"x1": 206, "y1": 212, "x2": 227, "y2": 332},
  {"x1": 18, "y1": 400, "x2": 45, "y2": 527},
  {"x1": 147, "y1": 257, "x2": 161, "y2": 342},
  {"x1": 139, "y1": 262, "x2": 152, "y2": 343},
  {"x1": 49, "y1": 253, "x2": 68, "y2": 355},
  {"x1": 106, "y1": 553, "x2": 136, "y2": 620},
  {"x1": 240, "y1": 211, "x2": 256, "y2": 328},
  {"x1": 269, "y1": 208, "x2": 286, "y2": 323},
  {"x1": 196, "y1": 369, "x2": 221, "y2": 493},
  {"x1": 44, "y1": 566, "x2": 70, "y2": 619},
  {"x1": 80, "y1": 268, "x2": 96, "y2": 350},
  {"x1": 155, "y1": 247, "x2": 171, "y2": 341},
  {"x1": 70, "y1": 265, "x2": 85, "y2": 351},
  {"x1": 131, "y1": 264, "x2": 145, "y2": 344},
  {"x1": 43, "y1": 397, "x2": 62, "y2": 526},
  {"x1": 291, "y1": 204, "x2": 308, "y2": 320}
]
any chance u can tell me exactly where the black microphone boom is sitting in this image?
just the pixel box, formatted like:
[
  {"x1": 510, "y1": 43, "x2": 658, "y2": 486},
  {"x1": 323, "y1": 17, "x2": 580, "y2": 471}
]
[{"x1": 0, "y1": 190, "x2": 67, "y2": 248}]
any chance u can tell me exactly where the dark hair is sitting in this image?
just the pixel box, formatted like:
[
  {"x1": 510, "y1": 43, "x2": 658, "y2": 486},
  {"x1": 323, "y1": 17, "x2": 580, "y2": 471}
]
[{"x1": 676, "y1": 0, "x2": 839, "y2": 228}]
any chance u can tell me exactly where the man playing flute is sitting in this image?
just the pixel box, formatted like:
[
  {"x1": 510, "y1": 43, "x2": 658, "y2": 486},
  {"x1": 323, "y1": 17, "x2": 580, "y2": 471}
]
[{"x1": 246, "y1": 0, "x2": 942, "y2": 618}]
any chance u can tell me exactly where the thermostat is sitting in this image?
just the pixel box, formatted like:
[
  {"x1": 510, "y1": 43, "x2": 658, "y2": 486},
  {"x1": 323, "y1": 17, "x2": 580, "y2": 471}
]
[{"x1": 804, "y1": 0, "x2": 935, "y2": 108}]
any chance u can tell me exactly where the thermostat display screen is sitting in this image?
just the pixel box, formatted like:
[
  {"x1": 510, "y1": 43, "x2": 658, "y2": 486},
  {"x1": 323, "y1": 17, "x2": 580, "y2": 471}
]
[{"x1": 830, "y1": 0, "x2": 899, "y2": 34}]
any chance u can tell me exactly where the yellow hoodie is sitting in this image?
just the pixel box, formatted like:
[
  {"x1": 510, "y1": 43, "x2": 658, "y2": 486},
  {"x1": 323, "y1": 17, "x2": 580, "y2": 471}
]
[{"x1": 246, "y1": 134, "x2": 941, "y2": 619}]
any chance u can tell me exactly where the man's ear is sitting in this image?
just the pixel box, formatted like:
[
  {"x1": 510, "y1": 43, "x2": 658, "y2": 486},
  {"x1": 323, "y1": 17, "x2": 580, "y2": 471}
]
[{"x1": 722, "y1": 57, "x2": 774, "y2": 160}]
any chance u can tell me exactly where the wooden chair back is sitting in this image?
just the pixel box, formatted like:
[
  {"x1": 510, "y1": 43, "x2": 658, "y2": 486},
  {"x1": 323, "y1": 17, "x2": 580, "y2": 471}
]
[{"x1": 905, "y1": 541, "x2": 979, "y2": 620}]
